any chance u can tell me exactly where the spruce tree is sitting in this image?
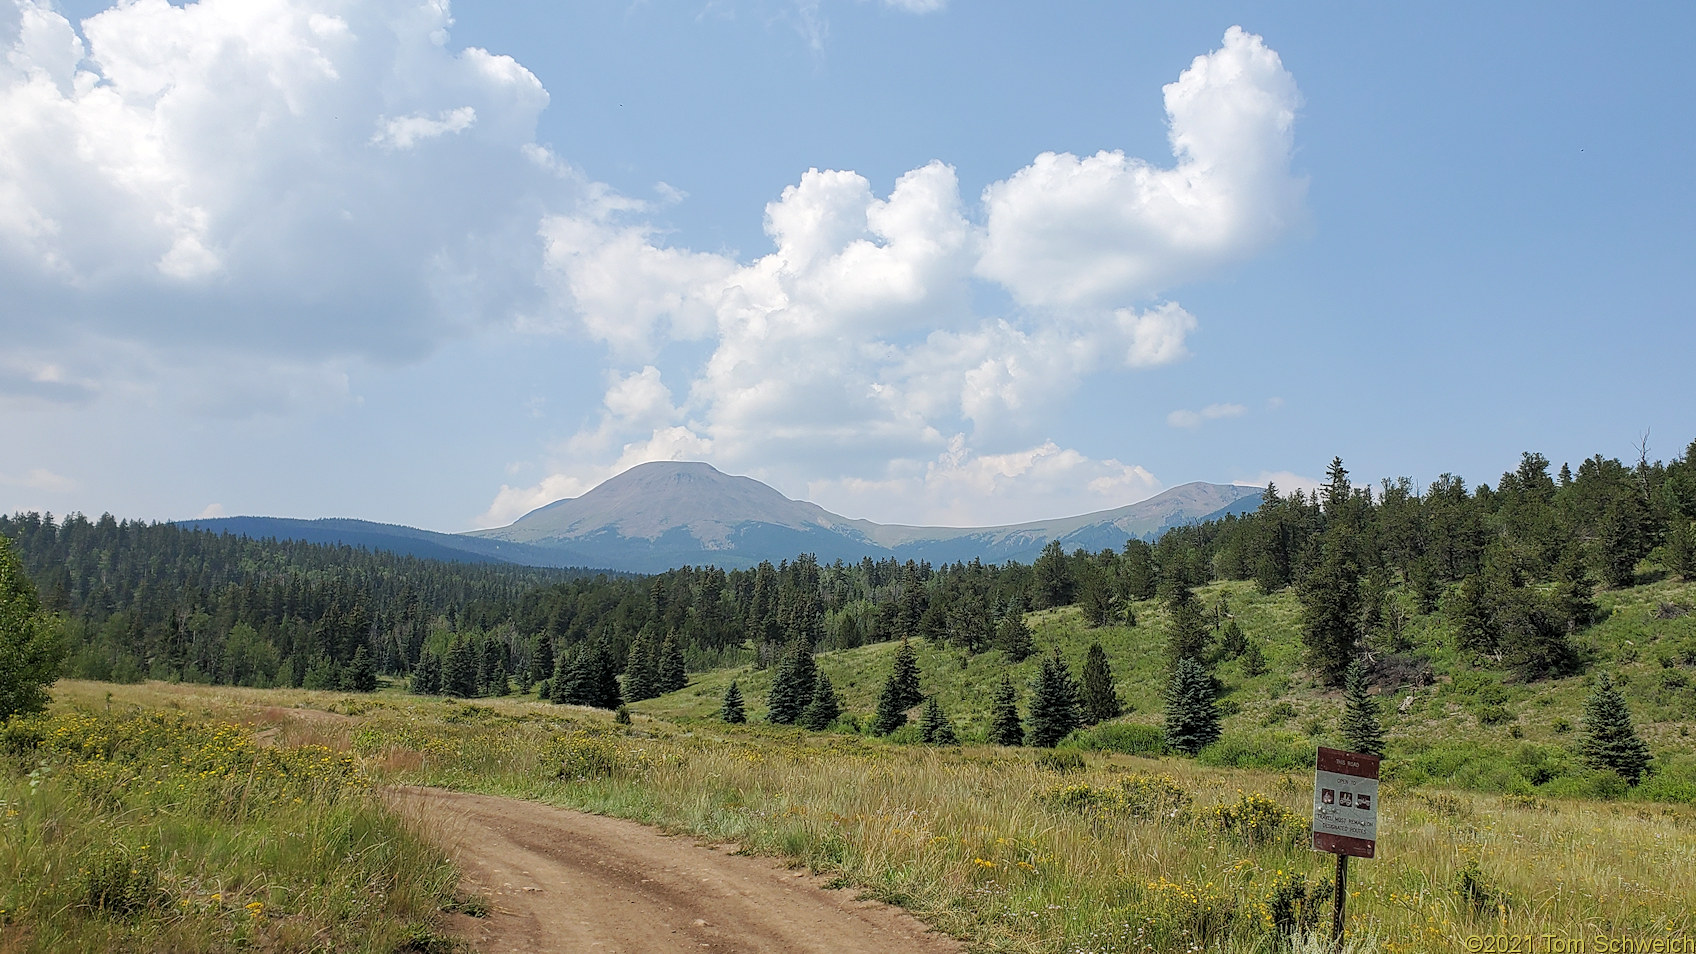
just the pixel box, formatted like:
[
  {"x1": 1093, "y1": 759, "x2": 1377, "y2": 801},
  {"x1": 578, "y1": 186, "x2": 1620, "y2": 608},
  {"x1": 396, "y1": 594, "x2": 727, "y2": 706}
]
[
  {"x1": 889, "y1": 637, "x2": 923, "y2": 711},
  {"x1": 995, "y1": 611, "x2": 1035, "y2": 662},
  {"x1": 659, "y1": 631, "x2": 687, "y2": 692},
  {"x1": 1240, "y1": 639, "x2": 1268, "y2": 677},
  {"x1": 1298, "y1": 537, "x2": 1362, "y2": 686},
  {"x1": 410, "y1": 649, "x2": 442, "y2": 695},
  {"x1": 590, "y1": 640, "x2": 624, "y2": 710},
  {"x1": 987, "y1": 674, "x2": 1024, "y2": 746},
  {"x1": 1578, "y1": 672, "x2": 1652, "y2": 785},
  {"x1": 623, "y1": 627, "x2": 660, "y2": 702},
  {"x1": 1079, "y1": 642, "x2": 1122, "y2": 724},
  {"x1": 345, "y1": 645, "x2": 378, "y2": 692},
  {"x1": 1027, "y1": 650, "x2": 1083, "y2": 747},
  {"x1": 549, "y1": 644, "x2": 575, "y2": 703},
  {"x1": 1340, "y1": 661, "x2": 1384, "y2": 756},
  {"x1": 489, "y1": 658, "x2": 510, "y2": 696},
  {"x1": 0, "y1": 534, "x2": 60, "y2": 721},
  {"x1": 919, "y1": 697, "x2": 958, "y2": 744},
  {"x1": 873, "y1": 673, "x2": 910, "y2": 735},
  {"x1": 1163, "y1": 656, "x2": 1221, "y2": 755},
  {"x1": 443, "y1": 638, "x2": 478, "y2": 698},
  {"x1": 767, "y1": 640, "x2": 817, "y2": 725},
  {"x1": 720, "y1": 680, "x2": 747, "y2": 724},
  {"x1": 1165, "y1": 585, "x2": 1210, "y2": 668},
  {"x1": 799, "y1": 672, "x2": 842, "y2": 730}
]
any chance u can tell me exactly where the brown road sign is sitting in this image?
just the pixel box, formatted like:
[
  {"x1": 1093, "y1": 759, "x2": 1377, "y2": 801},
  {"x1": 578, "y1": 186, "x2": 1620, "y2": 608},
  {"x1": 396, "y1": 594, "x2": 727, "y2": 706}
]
[{"x1": 1312, "y1": 746, "x2": 1380, "y2": 858}]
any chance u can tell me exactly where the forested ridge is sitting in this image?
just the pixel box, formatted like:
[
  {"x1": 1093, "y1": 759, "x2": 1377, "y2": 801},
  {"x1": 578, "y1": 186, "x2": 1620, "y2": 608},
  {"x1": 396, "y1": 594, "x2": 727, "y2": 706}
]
[{"x1": 5, "y1": 437, "x2": 1695, "y2": 706}]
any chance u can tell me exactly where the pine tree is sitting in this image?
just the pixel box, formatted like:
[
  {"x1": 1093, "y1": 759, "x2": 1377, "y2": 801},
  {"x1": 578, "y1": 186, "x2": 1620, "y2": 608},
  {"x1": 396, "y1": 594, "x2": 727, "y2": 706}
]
[
  {"x1": 987, "y1": 674, "x2": 1024, "y2": 746},
  {"x1": 1667, "y1": 520, "x2": 1696, "y2": 581},
  {"x1": 995, "y1": 611, "x2": 1035, "y2": 662},
  {"x1": 1452, "y1": 573, "x2": 1498, "y2": 655},
  {"x1": 720, "y1": 680, "x2": 746, "y2": 724},
  {"x1": 1079, "y1": 642, "x2": 1122, "y2": 724},
  {"x1": 1163, "y1": 657, "x2": 1221, "y2": 755},
  {"x1": 1033, "y1": 540, "x2": 1075, "y2": 609},
  {"x1": 1026, "y1": 650, "x2": 1083, "y2": 747},
  {"x1": 623, "y1": 627, "x2": 660, "y2": 702},
  {"x1": 489, "y1": 657, "x2": 510, "y2": 696},
  {"x1": 549, "y1": 644, "x2": 575, "y2": 703},
  {"x1": 800, "y1": 672, "x2": 843, "y2": 730},
  {"x1": 345, "y1": 645, "x2": 378, "y2": 692},
  {"x1": 767, "y1": 640, "x2": 817, "y2": 725},
  {"x1": 1165, "y1": 585, "x2": 1209, "y2": 668},
  {"x1": 590, "y1": 641, "x2": 624, "y2": 710},
  {"x1": 0, "y1": 533, "x2": 60, "y2": 721},
  {"x1": 1240, "y1": 639, "x2": 1268, "y2": 677},
  {"x1": 1340, "y1": 661, "x2": 1384, "y2": 756},
  {"x1": 889, "y1": 637, "x2": 923, "y2": 711},
  {"x1": 410, "y1": 649, "x2": 442, "y2": 695},
  {"x1": 659, "y1": 631, "x2": 687, "y2": 692},
  {"x1": 1578, "y1": 672, "x2": 1652, "y2": 785},
  {"x1": 443, "y1": 638, "x2": 479, "y2": 698},
  {"x1": 919, "y1": 697, "x2": 958, "y2": 744},
  {"x1": 1298, "y1": 537, "x2": 1362, "y2": 686}
]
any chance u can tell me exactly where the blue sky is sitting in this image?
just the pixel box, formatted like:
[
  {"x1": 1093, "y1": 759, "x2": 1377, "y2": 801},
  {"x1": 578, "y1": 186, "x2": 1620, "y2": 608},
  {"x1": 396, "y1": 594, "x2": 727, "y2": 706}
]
[{"x1": 2, "y1": 0, "x2": 1692, "y2": 531}]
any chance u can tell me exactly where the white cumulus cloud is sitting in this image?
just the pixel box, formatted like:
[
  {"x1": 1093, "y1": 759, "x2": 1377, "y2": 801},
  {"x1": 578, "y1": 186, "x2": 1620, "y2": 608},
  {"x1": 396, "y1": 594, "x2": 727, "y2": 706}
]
[{"x1": 976, "y1": 25, "x2": 1303, "y2": 308}]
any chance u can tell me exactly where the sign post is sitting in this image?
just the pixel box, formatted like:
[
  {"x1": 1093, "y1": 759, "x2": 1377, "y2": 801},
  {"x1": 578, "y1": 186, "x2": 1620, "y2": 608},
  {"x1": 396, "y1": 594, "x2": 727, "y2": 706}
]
[{"x1": 1312, "y1": 746, "x2": 1380, "y2": 945}]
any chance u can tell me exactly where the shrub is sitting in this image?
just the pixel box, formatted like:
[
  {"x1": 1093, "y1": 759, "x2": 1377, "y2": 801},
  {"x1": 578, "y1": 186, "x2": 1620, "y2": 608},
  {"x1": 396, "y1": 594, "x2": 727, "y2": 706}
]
[
  {"x1": 548, "y1": 732, "x2": 651, "y2": 781},
  {"x1": 1034, "y1": 749, "x2": 1085, "y2": 774},
  {"x1": 1197, "y1": 732, "x2": 1312, "y2": 771},
  {"x1": 77, "y1": 843, "x2": 160, "y2": 917},
  {"x1": 1058, "y1": 721, "x2": 1165, "y2": 756},
  {"x1": 1204, "y1": 792, "x2": 1308, "y2": 848},
  {"x1": 1043, "y1": 773, "x2": 1192, "y2": 820}
]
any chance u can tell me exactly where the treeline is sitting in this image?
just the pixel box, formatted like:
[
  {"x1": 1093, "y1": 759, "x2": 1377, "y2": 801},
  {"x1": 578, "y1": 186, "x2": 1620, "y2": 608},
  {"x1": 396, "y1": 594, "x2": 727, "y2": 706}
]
[
  {"x1": 7, "y1": 436, "x2": 1693, "y2": 705},
  {"x1": 0, "y1": 513, "x2": 589, "y2": 689}
]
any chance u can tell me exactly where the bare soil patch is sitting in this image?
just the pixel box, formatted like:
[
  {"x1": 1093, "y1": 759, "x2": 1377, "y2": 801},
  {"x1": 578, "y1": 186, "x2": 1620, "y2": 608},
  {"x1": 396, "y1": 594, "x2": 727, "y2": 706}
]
[{"x1": 388, "y1": 787, "x2": 963, "y2": 954}]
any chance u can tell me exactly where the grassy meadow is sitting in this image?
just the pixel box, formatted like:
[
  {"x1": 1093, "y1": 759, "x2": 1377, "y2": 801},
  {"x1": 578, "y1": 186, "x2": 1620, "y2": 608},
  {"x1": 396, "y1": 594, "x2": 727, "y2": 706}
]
[{"x1": 3, "y1": 573, "x2": 1694, "y2": 953}]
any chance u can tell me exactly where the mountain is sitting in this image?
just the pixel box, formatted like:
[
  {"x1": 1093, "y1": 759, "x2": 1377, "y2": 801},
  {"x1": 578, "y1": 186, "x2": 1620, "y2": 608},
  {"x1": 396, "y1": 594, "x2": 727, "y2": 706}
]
[
  {"x1": 468, "y1": 461, "x2": 1263, "y2": 572},
  {"x1": 178, "y1": 462, "x2": 1262, "y2": 574}
]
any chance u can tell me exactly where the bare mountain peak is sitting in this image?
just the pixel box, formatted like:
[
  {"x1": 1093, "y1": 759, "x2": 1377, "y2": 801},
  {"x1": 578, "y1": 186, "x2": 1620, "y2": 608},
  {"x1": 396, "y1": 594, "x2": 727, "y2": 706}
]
[{"x1": 475, "y1": 461, "x2": 1261, "y2": 571}]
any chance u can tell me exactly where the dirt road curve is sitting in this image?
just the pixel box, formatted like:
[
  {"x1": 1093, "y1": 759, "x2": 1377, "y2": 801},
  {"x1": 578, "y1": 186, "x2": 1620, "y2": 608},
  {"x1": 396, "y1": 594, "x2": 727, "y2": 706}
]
[{"x1": 388, "y1": 787, "x2": 963, "y2": 954}]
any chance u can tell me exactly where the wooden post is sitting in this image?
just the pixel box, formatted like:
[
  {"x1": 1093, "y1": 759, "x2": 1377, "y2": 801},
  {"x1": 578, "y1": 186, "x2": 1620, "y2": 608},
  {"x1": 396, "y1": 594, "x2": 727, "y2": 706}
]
[{"x1": 1331, "y1": 851, "x2": 1348, "y2": 946}]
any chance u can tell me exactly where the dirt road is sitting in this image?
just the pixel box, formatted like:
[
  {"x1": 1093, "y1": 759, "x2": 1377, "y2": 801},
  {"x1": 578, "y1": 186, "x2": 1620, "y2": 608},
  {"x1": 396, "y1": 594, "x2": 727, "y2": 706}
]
[{"x1": 388, "y1": 787, "x2": 963, "y2": 954}]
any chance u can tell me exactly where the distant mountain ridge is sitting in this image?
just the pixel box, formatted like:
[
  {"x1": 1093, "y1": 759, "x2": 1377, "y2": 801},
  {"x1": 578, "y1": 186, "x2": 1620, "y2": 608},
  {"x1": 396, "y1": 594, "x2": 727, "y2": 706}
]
[{"x1": 180, "y1": 462, "x2": 1263, "y2": 574}]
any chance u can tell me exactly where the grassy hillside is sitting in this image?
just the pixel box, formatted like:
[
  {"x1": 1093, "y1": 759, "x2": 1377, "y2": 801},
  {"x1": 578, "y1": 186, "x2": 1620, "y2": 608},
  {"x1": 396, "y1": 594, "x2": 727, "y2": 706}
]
[
  {"x1": 10, "y1": 679, "x2": 1692, "y2": 954},
  {"x1": 633, "y1": 574, "x2": 1696, "y2": 802}
]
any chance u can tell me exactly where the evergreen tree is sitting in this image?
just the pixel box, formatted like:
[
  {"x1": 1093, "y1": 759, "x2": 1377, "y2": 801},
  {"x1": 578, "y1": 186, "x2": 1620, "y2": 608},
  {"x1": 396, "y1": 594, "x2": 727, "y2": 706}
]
[
  {"x1": 720, "y1": 680, "x2": 747, "y2": 724},
  {"x1": 987, "y1": 674, "x2": 1024, "y2": 746},
  {"x1": 872, "y1": 675, "x2": 910, "y2": 735},
  {"x1": 345, "y1": 645, "x2": 378, "y2": 692},
  {"x1": 1032, "y1": 540, "x2": 1075, "y2": 609},
  {"x1": 767, "y1": 640, "x2": 817, "y2": 725},
  {"x1": 1578, "y1": 673, "x2": 1652, "y2": 785},
  {"x1": 1079, "y1": 642, "x2": 1122, "y2": 724},
  {"x1": 659, "y1": 631, "x2": 687, "y2": 692},
  {"x1": 549, "y1": 644, "x2": 575, "y2": 703},
  {"x1": 1550, "y1": 552, "x2": 1600, "y2": 633},
  {"x1": 489, "y1": 657, "x2": 510, "y2": 696},
  {"x1": 1298, "y1": 538, "x2": 1362, "y2": 686},
  {"x1": 799, "y1": 672, "x2": 842, "y2": 730},
  {"x1": 589, "y1": 641, "x2": 624, "y2": 710},
  {"x1": 1667, "y1": 520, "x2": 1696, "y2": 581},
  {"x1": 410, "y1": 648, "x2": 442, "y2": 695},
  {"x1": 1077, "y1": 561, "x2": 1117, "y2": 627},
  {"x1": 995, "y1": 610, "x2": 1035, "y2": 662},
  {"x1": 0, "y1": 534, "x2": 61, "y2": 720},
  {"x1": 1451, "y1": 573, "x2": 1499, "y2": 654},
  {"x1": 1340, "y1": 661, "x2": 1384, "y2": 756},
  {"x1": 1164, "y1": 657, "x2": 1221, "y2": 755},
  {"x1": 1240, "y1": 639, "x2": 1269, "y2": 677},
  {"x1": 443, "y1": 638, "x2": 479, "y2": 697},
  {"x1": 889, "y1": 637, "x2": 923, "y2": 711},
  {"x1": 622, "y1": 627, "x2": 660, "y2": 702},
  {"x1": 1026, "y1": 650, "x2": 1083, "y2": 747},
  {"x1": 919, "y1": 697, "x2": 958, "y2": 744},
  {"x1": 1165, "y1": 585, "x2": 1209, "y2": 668}
]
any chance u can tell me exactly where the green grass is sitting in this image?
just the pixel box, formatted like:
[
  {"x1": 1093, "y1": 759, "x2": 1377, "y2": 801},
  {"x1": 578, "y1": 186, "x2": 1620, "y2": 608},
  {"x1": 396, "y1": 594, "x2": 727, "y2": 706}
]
[{"x1": 635, "y1": 575, "x2": 1696, "y2": 800}]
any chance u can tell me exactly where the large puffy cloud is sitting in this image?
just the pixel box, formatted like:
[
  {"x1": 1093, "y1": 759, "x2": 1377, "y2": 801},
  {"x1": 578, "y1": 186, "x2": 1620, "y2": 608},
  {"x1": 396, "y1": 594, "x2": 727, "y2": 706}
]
[
  {"x1": 976, "y1": 25, "x2": 1302, "y2": 307},
  {"x1": 0, "y1": 0, "x2": 561, "y2": 376},
  {"x1": 486, "y1": 26, "x2": 1303, "y2": 527}
]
